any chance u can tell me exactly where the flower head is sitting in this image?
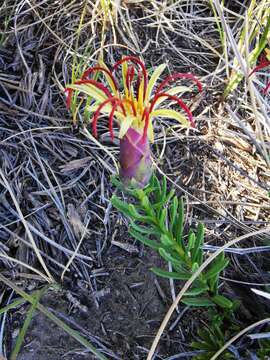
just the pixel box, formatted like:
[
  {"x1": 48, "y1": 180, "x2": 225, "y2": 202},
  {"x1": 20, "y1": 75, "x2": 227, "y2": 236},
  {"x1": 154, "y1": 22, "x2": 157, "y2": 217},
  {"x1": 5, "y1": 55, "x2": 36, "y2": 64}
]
[
  {"x1": 65, "y1": 56, "x2": 202, "y2": 141},
  {"x1": 65, "y1": 56, "x2": 202, "y2": 187}
]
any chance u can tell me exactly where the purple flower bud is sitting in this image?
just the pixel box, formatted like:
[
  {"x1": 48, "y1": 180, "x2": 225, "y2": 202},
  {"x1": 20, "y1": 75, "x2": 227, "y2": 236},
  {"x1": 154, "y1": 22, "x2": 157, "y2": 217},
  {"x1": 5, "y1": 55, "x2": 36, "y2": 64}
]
[{"x1": 119, "y1": 128, "x2": 152, "y2": 188}]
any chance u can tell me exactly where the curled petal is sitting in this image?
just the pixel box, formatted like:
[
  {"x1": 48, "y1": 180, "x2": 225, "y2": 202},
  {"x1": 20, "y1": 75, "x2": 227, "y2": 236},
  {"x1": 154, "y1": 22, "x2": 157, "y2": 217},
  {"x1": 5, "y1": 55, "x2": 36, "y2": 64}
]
[
  {"x1": 113, "y1": 56, "x2": 148, "y2": 98},
  {"x1": 150, "y1": 92, "x2": 195, "y2": 127},
  {"x1": 126, "y1": 65, "x2": 135, "y2": 92},
  {"x1": 249, "y1": 56, "x2": 270, "y2": 94},
  {"x1": 263, "y1": 81, "x2": 270, "y2": 94},
  {"x1": 156, "y1": 73, "x2": 203, "y2": 95},
  {"x1": 108, "y1": 103, "x2": 120, "y2": 140},
  {"x1": 135, "y1": 71, "x2": 142, "y2": 99},
  {"x1": 65, "y1": 88, "x2": 72, "y2": 109},
  {"x1": 82, "y1": 66, "x2": 119, "y2": 92},
  {"x1": 92, "y1": 97, "x2": 126, "y2": 137},
  {"x1": 249, "y1": 61, "x2": 270, "y2": 76},
  {"x1": 142, "y1": 108, "x2": 150, "y2": 141}
]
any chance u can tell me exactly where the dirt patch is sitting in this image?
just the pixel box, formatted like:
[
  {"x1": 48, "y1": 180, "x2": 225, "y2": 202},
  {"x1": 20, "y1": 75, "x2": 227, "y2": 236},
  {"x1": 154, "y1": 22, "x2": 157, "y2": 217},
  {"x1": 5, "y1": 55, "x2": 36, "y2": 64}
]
[{"x1": 11, "y1": 248, "x2": 194, "y2": 360}]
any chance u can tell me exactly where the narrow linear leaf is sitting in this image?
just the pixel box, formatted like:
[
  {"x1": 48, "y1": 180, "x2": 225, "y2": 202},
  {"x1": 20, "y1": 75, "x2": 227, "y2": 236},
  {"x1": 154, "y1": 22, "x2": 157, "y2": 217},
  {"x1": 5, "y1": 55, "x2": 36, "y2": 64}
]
[
  {"x1": 187, "y1": 231, "x2": 196, "y2": 251},
  {"x1": 208, "y1": 272, "x2": 219, "y2": 294},
  {"x1": 128, "y1": 204, "x2": 143, "y2": 220},
  {"x1": 184, "y1": 285, "x2": 209, "y2": 297},
  {"x1": 192, "y1": 341, "x2": 215, "y2": 351},
  {"x1": 111, "y1": 195, "x2": 132, "y2": 217},
  {"x1": 152, "y1": 174, "x2": 162, "y2": 202},
  {"x1": 169, "y1": 196, "x2": 178, "y2": 231},
  {"x1": 159, "y1": 208, "x2": 167, "y2": 229},
  {"x1": 0, "y1": 298, "x2": 26, "y2": 315},
  {"x1": 164, "y1": 189, "x2": 175, "y2": 204},
  {"x1": 130, "y1": 222, "x2": 159, "y2": 236},
  {"x1": 129, "y1": 228, "x2": 160, "y2": 250},
  {"x1": 159, "y1": 248, "x2": 183, "y2": 267},
  {"x1": 161, "y1": 175, "x2": 167, "y2": 203},
  {"x1": 191, "y1": 223, "x2": 204, "y2": 262},
  {"x1": 151, "y1": 267, "x2": 190, "y2": 280},
  {"x1": 204, "y1": 258, "x2": 229, "y2": 280},
  {"x1": 212, "y1": 295, "x2": 233, "y2": 309},
  {"x1": 181, "y1": 297, "x2": 216, "y2": 307},
  {"x1": 175, "y1": 196, "x2": 185, "y2": 248},
  {"x1": 160, "y1": 234, "x2": 175, "y2": 246}
]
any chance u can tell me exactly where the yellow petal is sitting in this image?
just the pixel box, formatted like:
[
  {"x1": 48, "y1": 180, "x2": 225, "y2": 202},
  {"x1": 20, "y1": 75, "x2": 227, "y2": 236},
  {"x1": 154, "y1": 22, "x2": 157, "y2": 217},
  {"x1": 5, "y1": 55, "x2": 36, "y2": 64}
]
[
  {"x1": 265, "y1": 48, "x2": 270, "y2": 61},
  {"x1": 137, "y1": 78, "x2": 145, "y2": 112},
  {"x1": 119, "y1": 116, "x2": 135, "y2": 138},
  {"x1": 145, "y1": 63, "x2": 167, "y2": 101},
  {"x1": 122, "y1": 60, "x2": 129, "y2": 98},
  {"x1": 151, "y1": 109, "x2": 189, "y2": 127},
  {"x1": 147, "y1": 118, "x2": 154, "y2": 142},
  {"x1": 98, "y1": 60, "x2": 118, "y2": 94},
  {"x1": 66, "y1": 84, "x2": 107, "y2": 103},
  {"x1": 153, "y1": 86, "x2": 191, "y2": 108}
]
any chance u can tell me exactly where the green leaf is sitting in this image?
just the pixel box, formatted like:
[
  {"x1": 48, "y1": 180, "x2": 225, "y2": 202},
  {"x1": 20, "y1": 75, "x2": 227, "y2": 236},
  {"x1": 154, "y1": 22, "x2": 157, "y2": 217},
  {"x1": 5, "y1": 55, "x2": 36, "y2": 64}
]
[
  {"x1": 111, "y1": 195, "x2": 132, "y2": 217},
  {"x1": 169, "y1": 196, "x2": 178, "y2": 231},
  {"x1": 110, "y1": 176, "x2": 125, "y2": 191},
  {"x1": 160, "y1": 234, "x2": 174, "y2": 246},
  {"x1": 159, "y1": 248, "x2": 183, "y2": 267},
  {"x1": 164, "y1": 189, "x2": 175, "y2": 205},
  {"x1": 151, "y1": 267, "x2": 190, "y2": 280},
  {"x1": 128, "y1": 204, "x2": 142, "y2": 219},
  {"x1": 191, "y1": 223, "x2": 204, "y2": 263},
  {"x1": 211, "y1": 295, "x2": 233, "y2": 309},
  {"x1": 204, "y1": 257, "x2": 229, "y2": 280},
  {"x1": 159, "y1": 208, "x2": 167, "y2": 229},
  {"x1": 175, "y1": 196, "x2": 184, "y2": 248},
  {"x1": 129, "y1": 228, "x2": 160, "y2": 250},
  {"x1": 187, "y1": 231, "x2": 196, "y2": 251},
  {"x1": 232, "y1": 299, "x2": 241, "y2": 311},
  {"x1": 208, "y1": 272, "x2": 219, "y2": 294},
  {"x1": 141, "y1": 193, "x2": 151, "y2": 210},
  {"x1": 134, "y1": 188, "x2": 144, "y2": 200},
  {"x1": 181, "y1": 297, "x2": 216, "y2": 307},
  {"x1": 192, "y1": 340, "x2": 215, "y2": 351},
  {"x1": 0, "y1": 297, "x2": 26, "y2": 315},
  {"x1": 129, "y1": 222, "x2": 159, "y2": 236},
  {"x1": 184, "y1": 285, "x2": 209, "y2": 297},
  {"x1": 151, "y1": 174, "x2": 162, "y2": 202},
  {"x1": 191, "y1": 262, "x2": 199, "y2": 273},
  {"x1": 161, "y1": 175, "x2": 167, "y2": 203},
  {"x1": 197, "y1": 328, "x2": 214, "y2": 344}
]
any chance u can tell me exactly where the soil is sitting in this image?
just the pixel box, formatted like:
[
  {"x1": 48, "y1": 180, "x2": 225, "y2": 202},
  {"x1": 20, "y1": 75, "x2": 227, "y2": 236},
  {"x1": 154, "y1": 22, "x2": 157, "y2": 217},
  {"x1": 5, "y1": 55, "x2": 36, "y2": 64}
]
[{"x1": 13, "y1": 249, "x2": 191, "y2": 360}]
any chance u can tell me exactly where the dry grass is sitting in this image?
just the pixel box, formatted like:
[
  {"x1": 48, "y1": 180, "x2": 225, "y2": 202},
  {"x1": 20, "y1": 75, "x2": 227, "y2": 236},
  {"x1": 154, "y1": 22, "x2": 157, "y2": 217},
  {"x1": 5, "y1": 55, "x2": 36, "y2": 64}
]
[{"x1": 0, "y1": 0, "x2": 270, "y2": 359}]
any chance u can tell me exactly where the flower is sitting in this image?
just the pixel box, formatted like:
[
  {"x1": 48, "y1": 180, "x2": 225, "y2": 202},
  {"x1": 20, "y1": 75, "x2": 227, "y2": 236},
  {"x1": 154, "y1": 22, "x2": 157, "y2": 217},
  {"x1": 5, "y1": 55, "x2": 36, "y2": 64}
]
[
  {"x1": 249, "y1": 48, "x2": 270, "y2": 94},
  {"x1": 65, "y1": 56, "x2": 202, "y2": 187}
]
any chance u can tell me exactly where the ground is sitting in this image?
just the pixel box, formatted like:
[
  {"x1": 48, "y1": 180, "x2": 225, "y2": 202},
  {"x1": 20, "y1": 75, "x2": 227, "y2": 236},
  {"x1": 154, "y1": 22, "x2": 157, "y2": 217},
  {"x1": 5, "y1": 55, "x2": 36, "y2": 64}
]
[{"x1": 0, "y1": 1, "x2": 270, "y2": 359}]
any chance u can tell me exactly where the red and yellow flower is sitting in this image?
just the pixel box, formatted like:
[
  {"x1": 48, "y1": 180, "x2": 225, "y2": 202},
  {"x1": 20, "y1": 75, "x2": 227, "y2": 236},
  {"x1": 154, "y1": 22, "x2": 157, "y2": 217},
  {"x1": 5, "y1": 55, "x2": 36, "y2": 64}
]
[{"x1": 65, "y1": 56, "x2": 202, "y2": 187}]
